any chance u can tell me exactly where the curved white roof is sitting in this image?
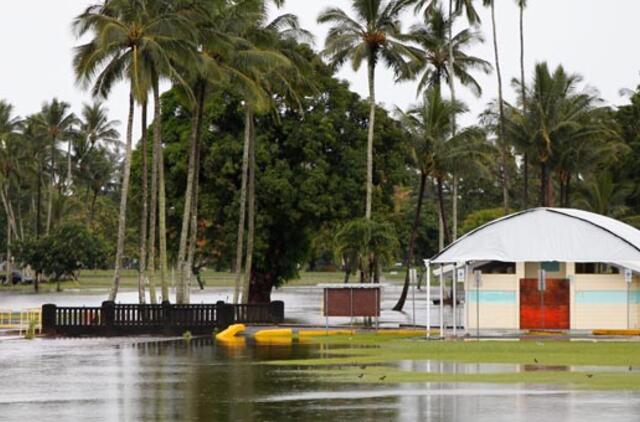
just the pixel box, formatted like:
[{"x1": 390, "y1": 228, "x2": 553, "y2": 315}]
[{"x1": 431, "y1": 208, "x2": 640, "y2": 265}]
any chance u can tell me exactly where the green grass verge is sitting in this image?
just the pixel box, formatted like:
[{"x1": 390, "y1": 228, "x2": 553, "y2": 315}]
[{"x1": 269, "y1": 334, "x2": 640, "y2": 390}]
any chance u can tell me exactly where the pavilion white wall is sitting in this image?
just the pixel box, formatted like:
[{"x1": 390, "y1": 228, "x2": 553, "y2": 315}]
[
  {"x1": 572, "y1": 272, "x2": 640, "y2": 330},
  {"x1": 465, "y1": 271, "x2": 520, "y2": 330}
]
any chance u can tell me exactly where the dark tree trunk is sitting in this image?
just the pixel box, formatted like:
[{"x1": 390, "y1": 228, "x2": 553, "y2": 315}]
[
  {"x1": 436, "y1": 176, "x2": 451, "y2": 245},
  {"x1": 393, "y1": 171, "x2": 427, "y2": 311},
  {"x1": 523, "y1": 152, "x2": 529, "y2": 209},
  {"x1": 565, "y1": 172, "x2": 572, "y2": 208},
  {"x1": 343, "y1": 259, "x2": 351, "y2": 283},
  {"x1": 540, "y1": 162, "x2": 548, "y2": 206}
]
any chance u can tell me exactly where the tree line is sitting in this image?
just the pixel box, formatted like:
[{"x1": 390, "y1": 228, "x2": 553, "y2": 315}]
[{"x1": 1, "y1": 0, "x2": 638, "y2": 310}]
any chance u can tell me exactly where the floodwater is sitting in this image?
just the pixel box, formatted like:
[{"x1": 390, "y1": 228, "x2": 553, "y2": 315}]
[
  {"x1": 0, "y1": 284, "x2": 462, "y2": 328},
  {"x1": 2, "y1": 287, "x2": 640, "y2": 420},
  {"x1": 1, "y1": 337, "x2": 640, "y2": 421}
]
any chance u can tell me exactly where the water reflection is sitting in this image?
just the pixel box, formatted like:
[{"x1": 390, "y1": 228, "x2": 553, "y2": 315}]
[{"x1": 1, "y1": 338, "x2": 639, "y2": 421}]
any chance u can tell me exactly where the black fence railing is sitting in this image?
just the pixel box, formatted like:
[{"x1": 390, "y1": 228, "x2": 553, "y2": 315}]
[{"x1": 42, "y1": 300, "x2": 284, "y2": 336}]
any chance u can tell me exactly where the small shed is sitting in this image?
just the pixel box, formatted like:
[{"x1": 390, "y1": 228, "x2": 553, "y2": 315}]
[{"x1": 428, "y1": 208, "x2": 640, "y2": 331}]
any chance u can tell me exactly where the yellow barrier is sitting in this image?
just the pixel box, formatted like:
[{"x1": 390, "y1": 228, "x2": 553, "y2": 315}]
[
  {"x1": 0, "y1": 308, "x2": 41, "y2": 334},
  {"x1": 215, "y1": 323, "x2": 246, "y2": 341},
  {"x1": 593, "y1": 329, "x2": 640, "y2": 336},
  {"x1": 298, "y1": 329, "x2": 354, "y2": 337}
]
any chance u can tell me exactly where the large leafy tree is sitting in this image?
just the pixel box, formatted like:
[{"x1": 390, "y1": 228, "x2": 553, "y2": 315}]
[
  {"x1": 318, "y1": 0, "x2": 417, "y2": 221},
  {"x1": 154, "y1": 49, "x2": 409, "y2": 303}
]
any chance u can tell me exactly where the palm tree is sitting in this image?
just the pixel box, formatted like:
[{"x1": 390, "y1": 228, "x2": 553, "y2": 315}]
[
  {"x1": 35, "y1": 99, "x2": 77, "y2": 235},
  {"x1": 392, "y1": 88, "x2": 490, "y2": 310},
  {"x1": 407, "y1": 3, "x2": 490, "y2": 242},
  {"x1": 507, "y1": 62, "x2": 612, "y2": 207},
  {"x1": 575, "y1": 172, "x2": 632, "y2": 217},
  {"x1": 517, "y1": 0, "x2": 529, "y2": 208},
  {"x1": 481, "y1": 0, "x2": 509, "y2": 212},
  {"x1": 408, "y1": 6, "x2": 490, "y2": 97},
  {"x1": 77, "y1": 102, "x2": 120, "y2": 153},
  {"x1": 73, "y1": 0, "x2": 193, "y2": 301},
  {"x1": 318, "y1": 0, "x2": 417, "y2": 221}
]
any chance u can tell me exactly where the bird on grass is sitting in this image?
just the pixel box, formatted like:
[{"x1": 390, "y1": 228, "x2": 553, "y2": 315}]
[
  {"x1": 533, "y1": 358, "x2": 539, "y2": 363},
  {"x1": 379, "y1": 376, "x2": 386, "y2": 381},
  {"x1": 586, "y1": 374, "x2": 593, "y2": 378},
  {"x1": 358, "y1": 373, "x2": 364, "y2": 379}
]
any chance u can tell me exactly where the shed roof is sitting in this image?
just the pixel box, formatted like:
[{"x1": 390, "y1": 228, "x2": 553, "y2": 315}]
[{"x1": 430, "y1": 208, "x2": 640, "y2": 268}]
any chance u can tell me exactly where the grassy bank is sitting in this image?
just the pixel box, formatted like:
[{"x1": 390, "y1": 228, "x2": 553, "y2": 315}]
[
  {"x1": 270, "y1": 334, "x2": 640, "y2": 390},
  {"x1": 1, "y1": 270, "x2": 406, "y2": 292}
]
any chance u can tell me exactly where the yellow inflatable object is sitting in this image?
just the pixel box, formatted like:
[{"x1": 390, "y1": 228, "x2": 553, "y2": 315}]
[
  {"x1": 215, "y1": 323, "x2": 246, "y2": 340},
  {"x1": 254, "y1": 328, "x2": 292, "y2": 339},
  {"x1": 254, "y1": 328, "x2": 293, "y2": 346},
  {"x1": 298, "y1": 329, "x2": 354, "y2": 337}
]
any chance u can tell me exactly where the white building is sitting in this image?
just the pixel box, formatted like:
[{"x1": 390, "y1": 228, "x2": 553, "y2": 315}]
[{"x1": 428, "y1": 208, "x2": 640, "y2": 332}]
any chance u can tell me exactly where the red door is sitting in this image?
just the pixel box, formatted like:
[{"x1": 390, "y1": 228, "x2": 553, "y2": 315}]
[{"x1": 520, "y1": 278, "x2": 570, "y2": 330}]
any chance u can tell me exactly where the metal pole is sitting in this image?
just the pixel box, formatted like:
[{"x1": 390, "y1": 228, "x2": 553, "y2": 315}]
[
  {"x1": 439, "y1": 264, "x2": 444, "y2": 339},
  {"x1": 426, "y1": 260, "x2": 431, "y2": 339},
  {"x1": 453, "y1": 263, "x2": 457, "y2": 337},
  {"x1": 475, "y1": 270, "x2": 481, "y2": 340},
  {"x1": 411, "y1": 269, "x2": 416, "y2": 328}
]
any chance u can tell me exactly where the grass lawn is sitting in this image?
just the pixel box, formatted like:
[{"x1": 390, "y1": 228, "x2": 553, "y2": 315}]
[
  {"x1": 269, "y1": 334, "x2": 640, "y2": 390},
  {"x1": 1, "y1": 269, "x2": 406, "y2": 292}
]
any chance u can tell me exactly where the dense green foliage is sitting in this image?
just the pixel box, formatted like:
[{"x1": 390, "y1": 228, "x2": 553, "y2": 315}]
[{"x1": 16, "y1": 223, "x2": 107, "y2": 281}]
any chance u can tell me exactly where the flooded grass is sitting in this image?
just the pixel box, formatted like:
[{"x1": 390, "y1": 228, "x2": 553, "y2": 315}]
[{"x1": 269, "y1": 334, "x2": 640, "y2": 390}]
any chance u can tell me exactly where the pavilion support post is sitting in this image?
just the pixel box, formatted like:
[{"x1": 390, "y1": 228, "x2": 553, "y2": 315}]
[
  {"x1": 453, "y1": 263, "x2": 457, "y2": 337},
  {"x1": 439, "y1": 264, "x2": 444, "y2": 339},
  {"x1": 425, "y1": 260, "x2": 431, "y2": 339}
]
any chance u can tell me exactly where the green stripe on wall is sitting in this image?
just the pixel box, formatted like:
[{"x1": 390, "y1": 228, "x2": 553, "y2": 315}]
[
  {"x1": 575, "y1": 291, "x2": 640, "y2": 305},
  {"x1": 467, "y1": 290, "x2": 516, "y2": 304}
]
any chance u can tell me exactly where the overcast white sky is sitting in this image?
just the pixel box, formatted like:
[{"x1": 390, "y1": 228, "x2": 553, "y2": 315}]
[{"x1": 1, "y1": 1, "x2": 639, "y2": 139}]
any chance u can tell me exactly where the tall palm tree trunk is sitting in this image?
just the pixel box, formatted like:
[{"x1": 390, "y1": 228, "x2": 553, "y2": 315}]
[
  {"x1": 147, "y1": 100, "x2": 159, "y2": 304},
  {"x1": 436, "y1": 176, "x2": 451, "y2": 246},
  {"x1": 46, "y1": 136, "x2": 56, "y2": 235},
  {"x1": 519, "y1": 1, "x2": 528, "y2": 209},
  {"x1": 36, "y1": 162, "x2": 42, "y2": 240},
  {"x1": 186, "y1": 120, "x2": 202, "y2": 301},
  {"x1": 233, "y1": 107, "x2": 252, "y2": 304},
  {"x1": 393, "y1": 171, "x2": 427, "y2": 311},
  {"x1": 109, "y1": 90, "x2": 135, "y2": 301},
  {"x1": 365, "y1": 59, "x2": 376, "y2": 220},
  {"x1": 66, "y1": 139, "x2": 73, "y2": 188},
  {"x1": 177, "y1": 83, "x2": 204, "y2": 304},
  {"x1": 448, "y1": 0, "x2": 459, "y2": 241},
  {"x1": 489, "y1": 1, "x2": 509, "y2": 212},
  {"x1": 138, "y1": 102, "x2": 148, "y2": 304},
  {"x1": 154, "y1": 83, "x2": 170, "y2": 303},
  {"x1": 241, "y1": 116, "x2": 256, "y2": 304},
  {"x1": 6, "y1": 186, "x2": 11, "y2": 291}
]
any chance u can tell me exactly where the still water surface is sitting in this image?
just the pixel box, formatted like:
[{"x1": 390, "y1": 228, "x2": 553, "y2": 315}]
[{"x1": 1, "y1": 337, "x2": 640, "y2": 421}]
